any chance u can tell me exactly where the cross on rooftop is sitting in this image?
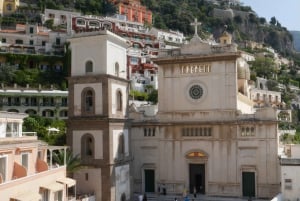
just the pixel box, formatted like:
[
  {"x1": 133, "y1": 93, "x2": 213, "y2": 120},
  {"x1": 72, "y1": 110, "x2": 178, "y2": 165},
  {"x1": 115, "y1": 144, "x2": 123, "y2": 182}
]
[{"x1": 190, "y1": 18, "x2": 202, "y2": 36}]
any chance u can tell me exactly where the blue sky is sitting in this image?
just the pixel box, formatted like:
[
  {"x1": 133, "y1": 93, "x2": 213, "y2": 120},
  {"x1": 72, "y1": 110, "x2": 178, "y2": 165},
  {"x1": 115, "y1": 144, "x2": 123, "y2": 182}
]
[{"x1": 241, "y1": 0, "x2": 300, "y2": 31}]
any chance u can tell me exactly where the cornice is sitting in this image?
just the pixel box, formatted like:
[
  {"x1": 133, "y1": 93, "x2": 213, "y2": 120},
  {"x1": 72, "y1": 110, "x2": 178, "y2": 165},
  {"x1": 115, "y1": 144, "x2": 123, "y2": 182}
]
[{"x1": 153, "y1": 52, "x2": 241, "y2": 65}]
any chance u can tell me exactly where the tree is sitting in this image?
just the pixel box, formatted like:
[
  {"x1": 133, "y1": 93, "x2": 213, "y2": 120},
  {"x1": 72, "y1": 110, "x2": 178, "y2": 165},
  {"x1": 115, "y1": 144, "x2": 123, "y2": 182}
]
[
  {"x1": 147, "y1": 89, "x2": 158, "y2": 104},
  {"x1": 0, "y1": 64, "x2": 16, "y2": 84},
  {"x1": 52, "y1": 149, "x2": 81, "y2": 177},
  {"x1": 23, "y1": 115, "x2": 67, "y2": 145},
  {"x1": 249, "y1": 13, "x2": 258, "y2": 24},
  {"x1": 250, "y1": 57, "x2": 277, "y2": 79},
  {"x1": 234, "y1": 15, "x2": 243, "y2": 24},
  {"x1": 259, "y1": 17, "x2": 266, "y2": 25},
  {"x1": 44, "y1": 19, "x2": 54, "y2": 29},
  {"x1": 266, "y1": 80, "x2": 279, "y2": 91},
  {"x1": 270, "y1": 16, "x2": 277, "y2": 26},
  {"x1": 130, "y1": 90, "x2": 148, "y2": 101}
]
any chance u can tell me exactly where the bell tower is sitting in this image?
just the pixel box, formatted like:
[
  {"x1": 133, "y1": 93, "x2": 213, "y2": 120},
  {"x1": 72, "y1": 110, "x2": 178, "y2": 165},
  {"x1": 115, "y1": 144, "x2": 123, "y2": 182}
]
[{"x1": 67, "y1": 31, "x2": 131, "y2": 201}]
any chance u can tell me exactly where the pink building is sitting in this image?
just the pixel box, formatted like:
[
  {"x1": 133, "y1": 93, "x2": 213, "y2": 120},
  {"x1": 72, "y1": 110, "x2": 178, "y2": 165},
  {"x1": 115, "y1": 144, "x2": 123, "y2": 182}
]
[{"x1": 0, "y1": 111, "x2": 76, "y2": 201}]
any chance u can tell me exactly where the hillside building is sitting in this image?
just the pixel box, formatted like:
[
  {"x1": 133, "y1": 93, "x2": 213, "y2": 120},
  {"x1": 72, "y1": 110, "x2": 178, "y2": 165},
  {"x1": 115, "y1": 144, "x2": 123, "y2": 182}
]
[
  {"x1": 280, "y1": 144, "x2": 300, "y2": 201},
  {"x1": 0, "y1": 111, "x2": 76, "y2": 201},
  {"x1": 0, "y1": 85, "x2": 68, "y2": 119},
  {"x1": 110, "y1": 0, "x2": 152, "y2": 24}
]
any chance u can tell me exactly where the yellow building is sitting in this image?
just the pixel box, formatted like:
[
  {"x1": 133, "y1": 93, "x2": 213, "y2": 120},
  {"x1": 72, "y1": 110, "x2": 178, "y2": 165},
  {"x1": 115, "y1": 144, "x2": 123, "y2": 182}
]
[{"x1": 0, "y1": 0, "x2": 20, "y2": 16}]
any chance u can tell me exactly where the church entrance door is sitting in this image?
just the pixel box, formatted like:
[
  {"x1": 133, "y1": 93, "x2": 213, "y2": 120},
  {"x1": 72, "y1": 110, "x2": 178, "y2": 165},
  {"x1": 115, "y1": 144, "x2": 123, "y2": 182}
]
[
  {"x1": 144, "y1": 169, "x2": 155, "y2": 192},
  {"x1": 242, "y1": 172, "x2": 255, "y2": 197},
  {"x1": 189, "y1": 164, "x2": 205, "y2": 194}
]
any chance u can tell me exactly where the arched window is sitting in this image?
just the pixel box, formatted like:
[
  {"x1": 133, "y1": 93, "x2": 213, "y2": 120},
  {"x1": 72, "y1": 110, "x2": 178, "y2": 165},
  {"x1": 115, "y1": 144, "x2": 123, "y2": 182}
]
[
  {"x1": 85, "y1": 61, "x2": 93, "y2": 73},
  {"x1": 6, "y1": 4, "x2": 12, "y2": 11},
  {"x1": 115, "y1": 62, "x2": 119, "y2": 77},
  {"x1": 118, "y1": 133, "x2": 125, "y2": 157},
  {"x1": 82, "y1": 88, "x2": 95, "y2": 114},
  {"x1": 116, "y1": 90, "x2": 122, "y2": 111},
  {"x1": 81, "y1": 134, "x2": 94, "y2": 158}
]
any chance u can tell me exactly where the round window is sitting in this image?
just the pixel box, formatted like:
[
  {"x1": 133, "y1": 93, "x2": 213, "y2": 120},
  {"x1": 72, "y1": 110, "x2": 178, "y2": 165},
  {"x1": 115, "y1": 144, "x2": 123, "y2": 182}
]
[{"x1": 189, "y1": 84, "x2": 204, "y2": 100}]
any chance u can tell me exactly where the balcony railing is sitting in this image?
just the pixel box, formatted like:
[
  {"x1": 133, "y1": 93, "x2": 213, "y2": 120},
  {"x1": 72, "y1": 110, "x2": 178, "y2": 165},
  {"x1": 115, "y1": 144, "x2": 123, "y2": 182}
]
[
  {"x1": 0, "y1": 102, "x2": 68, "y2": 107},
  {"x1": 4, "y1": 132, "x2": 37, "y2": 137}
]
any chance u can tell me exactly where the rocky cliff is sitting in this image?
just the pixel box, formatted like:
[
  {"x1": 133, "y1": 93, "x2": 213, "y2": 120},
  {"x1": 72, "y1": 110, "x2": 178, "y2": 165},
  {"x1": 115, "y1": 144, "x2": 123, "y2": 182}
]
[
  {"x1": 290, "y1": 31, "x2": 300, "y2": 52},
  {"x1": 212, "y1": 8, "x2": 294, "y2": 55}
]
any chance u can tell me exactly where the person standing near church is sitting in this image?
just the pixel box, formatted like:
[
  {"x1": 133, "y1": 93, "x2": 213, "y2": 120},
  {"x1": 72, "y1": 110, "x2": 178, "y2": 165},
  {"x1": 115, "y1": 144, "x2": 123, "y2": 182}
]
[
  {"x1": 142, "y1": 194, "x2": 147, "y2": 201},
  {"x1": 193, "y1": 186, "x2": 197, "y2": 198},
  {"x1": 184, "y1": 196, "x2": 190, "y2": 201}
]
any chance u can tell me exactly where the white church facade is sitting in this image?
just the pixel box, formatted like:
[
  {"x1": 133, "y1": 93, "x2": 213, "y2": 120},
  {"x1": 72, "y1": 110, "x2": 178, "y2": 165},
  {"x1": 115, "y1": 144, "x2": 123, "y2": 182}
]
[
  {"x1": 66, "y1": 22, "x2": 280, "y2": 200},
  {"x1": 129, "y1": 28, "x2": 280, "y2": 198}
]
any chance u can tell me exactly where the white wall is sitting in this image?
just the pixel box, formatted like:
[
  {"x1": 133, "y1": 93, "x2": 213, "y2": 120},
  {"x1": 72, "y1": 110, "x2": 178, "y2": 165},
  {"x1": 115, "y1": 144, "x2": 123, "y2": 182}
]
[
  {"x1": 281, "y1": 165, "x2": 300, "y2": 201},
  {"x1": 115, "y1": 164, "x2": 130, "y2": 201},
  {"x1": 112, "y1": 129, "x2": 129, "y2": 159}
]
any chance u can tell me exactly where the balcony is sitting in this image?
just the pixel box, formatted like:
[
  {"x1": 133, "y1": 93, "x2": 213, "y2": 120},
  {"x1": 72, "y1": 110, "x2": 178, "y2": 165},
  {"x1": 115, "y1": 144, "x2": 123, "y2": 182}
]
[
  {"x1": 0, "y1": 145, "x2": 77, "y2": 201},
  {"x1": 0, "y1": 132, "x2": 37, "y2": 142}
]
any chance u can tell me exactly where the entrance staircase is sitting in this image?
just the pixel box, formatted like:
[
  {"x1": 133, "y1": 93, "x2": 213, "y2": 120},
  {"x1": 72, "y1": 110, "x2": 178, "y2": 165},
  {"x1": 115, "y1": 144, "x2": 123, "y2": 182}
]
[{"x1": 133, "y1": 193, "x2": 269, "y2": 201}]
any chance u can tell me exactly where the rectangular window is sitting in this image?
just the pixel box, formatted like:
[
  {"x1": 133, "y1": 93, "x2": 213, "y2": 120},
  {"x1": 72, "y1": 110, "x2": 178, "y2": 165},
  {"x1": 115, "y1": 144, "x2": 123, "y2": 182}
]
[
  {"x1": 56, "y1": 38, "x2": 61, "y2": 45},
  {"x1": 21, "y1": 153, "x2": 29, "y2": 170},
  {"x1": 15, "y1": 39, "x2": 23, "y2": 44},
  {"x1": 285, "y1": 178, "x2": 292, "y2": 190},
  {"x1": 42, "y1": 189, "x2": 49, "y2": 201},
  {"x1": 31, "y1": 97, "x2": 37, "y2": 106},
  {"x1": 182, "y1": 127, "x2": 212, "y2": 137},
  {"x1": 38, "y1": 151, "x2": 43, "y2": 160},
  {"x1": 2, "y1": 38, "x2": 6, "y2": 43},
  {"x1": 29, "y1": 40, "x2": 34, "y2": 45},
  {"x1": 6, "y1": 122, "x2": 17, "y2": 137},
  {"x1": 54, "y1": 190, "x2": 63, "y2": 201},
  {"x1": 61, "y1": 98, "x2": 68, "y2": 106},
  {"x1": 0, "y1": 157, "x2": 7, "y2": 183},
  {"x1": 85, "y1": 173, "x2": 89, "y2": 181},
  {"x1": 241, "y1": 126, "x2": 255, "y2": 137},
  {"x1": 29, "y1": 27, "x2": 34, "y2": 34},
  {"x1": 42, "y1": 41, "x2": 46, "y2": 46}
]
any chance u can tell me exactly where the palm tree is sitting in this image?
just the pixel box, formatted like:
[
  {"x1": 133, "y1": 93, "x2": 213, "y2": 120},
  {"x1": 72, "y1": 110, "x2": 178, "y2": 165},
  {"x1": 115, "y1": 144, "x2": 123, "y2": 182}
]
[{"x1": 53, "y1": 149, "x2": 81, "y2": 177}]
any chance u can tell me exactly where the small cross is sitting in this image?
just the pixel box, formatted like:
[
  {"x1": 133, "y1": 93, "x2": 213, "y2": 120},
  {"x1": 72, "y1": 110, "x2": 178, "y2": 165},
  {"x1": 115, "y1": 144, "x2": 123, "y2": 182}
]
[{"x1": 190, "y1": 18, "x2": 202, "y2": 36}]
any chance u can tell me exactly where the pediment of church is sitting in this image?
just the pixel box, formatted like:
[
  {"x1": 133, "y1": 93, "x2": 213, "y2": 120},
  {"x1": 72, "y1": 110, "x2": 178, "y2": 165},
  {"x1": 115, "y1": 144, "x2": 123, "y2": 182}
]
[{"x1": 181, "y1": 36, "x2": 212, "y2": 55}]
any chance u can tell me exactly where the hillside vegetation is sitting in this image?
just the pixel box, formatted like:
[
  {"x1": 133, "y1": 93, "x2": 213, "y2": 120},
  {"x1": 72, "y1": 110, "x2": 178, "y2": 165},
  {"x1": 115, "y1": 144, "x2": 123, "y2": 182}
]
[
  {"x1": 141, "y1": 0, "x2": 294, "y2": 56},
  {"x1": 2, "y1": 0, "x2": 295, "y2": 56}
]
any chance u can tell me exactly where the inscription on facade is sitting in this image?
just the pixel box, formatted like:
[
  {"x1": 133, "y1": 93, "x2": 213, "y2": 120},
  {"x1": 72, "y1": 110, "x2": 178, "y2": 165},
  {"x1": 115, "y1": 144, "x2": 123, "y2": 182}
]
[{"x1": 180, "y1": 64, "x2": 211, "y2": 74}]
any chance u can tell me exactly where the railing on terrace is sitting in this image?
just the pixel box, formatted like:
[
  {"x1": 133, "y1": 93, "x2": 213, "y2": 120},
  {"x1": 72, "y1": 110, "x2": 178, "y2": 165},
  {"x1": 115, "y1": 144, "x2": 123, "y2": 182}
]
[
  {"x1": 0, "y1": 48, "x2": 64, "y2": 56},
  {"x1": 5, "y1": 132, "x2": 37, "y2": 137},
  {"x1": 0, "y1": 102, "x2": 68, "y2": 107}
]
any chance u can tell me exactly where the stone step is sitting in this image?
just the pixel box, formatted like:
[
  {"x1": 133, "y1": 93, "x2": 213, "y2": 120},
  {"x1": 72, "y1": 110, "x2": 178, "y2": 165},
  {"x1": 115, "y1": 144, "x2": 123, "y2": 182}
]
[{"x1": 134, "y1": 193, "x2": 267, "y2": 201}]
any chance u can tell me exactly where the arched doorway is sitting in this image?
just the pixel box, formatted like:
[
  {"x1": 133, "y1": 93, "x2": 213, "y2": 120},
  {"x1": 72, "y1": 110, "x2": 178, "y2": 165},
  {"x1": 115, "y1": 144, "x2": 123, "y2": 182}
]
[
  {"x1": 120, "y1": 193, "x2": 126, "y2": 201},
  {"x1": 186, "y1": 151, "x2": 208, "y2": 194}
]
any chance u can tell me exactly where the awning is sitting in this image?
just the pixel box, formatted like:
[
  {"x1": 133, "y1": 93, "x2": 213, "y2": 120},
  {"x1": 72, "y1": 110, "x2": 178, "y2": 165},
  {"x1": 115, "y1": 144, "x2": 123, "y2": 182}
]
[
  {"x1": 57, "y1": 177, "x2": 76, "y2": 187},
  {"x1": 11, "y1": 192, "x2": 42, "y2": 201},
  {"x1": 41, "y1": 182, "x2": 64, "y2": 192}
]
